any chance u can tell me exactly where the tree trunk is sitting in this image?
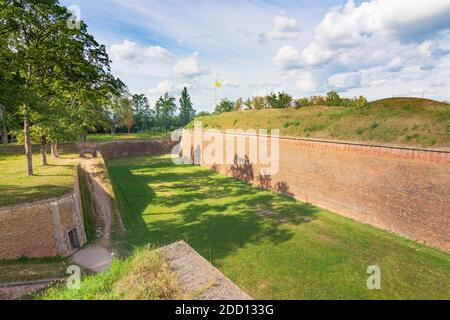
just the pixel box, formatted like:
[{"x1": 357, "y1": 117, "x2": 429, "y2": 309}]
[
  {"x1": 40, "y1": 135, "x2": 48, "y2": 166},
  {"x1": 24, "y1": 112, "x2": 33, "y2": 176},
  {"x1": 0, "y1": 103, "x2": 7, "y2": 145},
  {"x1": 51, "y1": 141, "x2": 60, "y2": 158},
  {"x1": 128, "y1": 127, "x2": 131, "y2": 134}
]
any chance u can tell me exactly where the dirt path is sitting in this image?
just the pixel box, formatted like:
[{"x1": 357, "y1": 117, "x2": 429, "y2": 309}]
[{"x1": 73, "y1": 157, "x2": 122, "y2": 272}]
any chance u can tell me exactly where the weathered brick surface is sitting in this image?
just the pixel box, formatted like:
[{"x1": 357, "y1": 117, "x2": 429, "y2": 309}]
[
  {"x1": 182, "y1": 130, "x2": 450, "y2": 252},
  {"x1": 0, "y1": 170, "x2": 86, "y2": 260},
  {"x1": 99, "y1": 139, "x2": 176, "y2": 161}
]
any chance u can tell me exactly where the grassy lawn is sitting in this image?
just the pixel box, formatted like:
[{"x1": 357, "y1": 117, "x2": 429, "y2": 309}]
[
  {"x1": 0, "y1": 153, "x2": 77, "y2": 207},
  {"x1": 192, "y1": 98, "x2": 450, "y2": 148},
  {"x1": 0, "y1": 257, "x2": 68, "y2": 284},
  {"x1": 106, "y1": 154, "x2": 450, "y2": 300},
  {"x1": 86, "y1": 132, "x2": 169, "y2": 143}
]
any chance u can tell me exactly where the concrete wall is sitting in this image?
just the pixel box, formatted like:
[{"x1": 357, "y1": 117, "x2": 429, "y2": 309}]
[
  {"x1": 181, "y1": 130, "x2": 450, "y2": 252},
  {"x1": 0, "y1": 169, "x2": 87, "y2": 260}
]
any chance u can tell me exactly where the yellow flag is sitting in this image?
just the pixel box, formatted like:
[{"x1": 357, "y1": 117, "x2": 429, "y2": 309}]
[{"x1": 215, "y1": 81, "x2": 221, "y2": 88}]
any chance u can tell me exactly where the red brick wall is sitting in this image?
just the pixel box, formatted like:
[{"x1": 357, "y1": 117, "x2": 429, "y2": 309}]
[
  {"x1": 0, "y1": 170, "x2": 86, "y2": 260},
  {"x1": 99, "y1": 139, "x2": 176, "y2": 161},
  {"x1": 182, "y1": 130, "x2": 450, "y2": 252}
]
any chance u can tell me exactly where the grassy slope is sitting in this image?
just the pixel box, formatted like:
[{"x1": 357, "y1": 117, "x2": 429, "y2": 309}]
[
  {"x1": 106, "y1": 154, "x2": 450, "y2": 300},
  {"x1": 86, "y1": 132, "x2": 169, "y2": 143},
  {"x1": 40, "y1": 247, "x2": 184, "y2": 300},
  {"x1": 0, "y1": 153, "x2": 77, "y2": 207},
  {"x1": 192, "y1": 98, "x2": 450, "y2": 148}
]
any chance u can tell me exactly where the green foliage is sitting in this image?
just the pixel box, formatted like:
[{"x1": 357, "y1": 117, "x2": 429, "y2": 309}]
[
  {"x1": 326, "y1": 91, "x2": 342, "y2": 106},
  {"x1": 251, "y1": 96, "x2": 267, "y2": 110},
  {"x1": 155, "y1": 93, "x2": 177, "y2": 131},
  {"x1": 294, "y1": 98, "x2": 309, "y2": 109},
  {"x1": 178, "y1": 87, "x2": 195, "y2": 126},
  {"x1": 266, "y1": 92, "x2": 293, "y2": 109},
  {"x1": 132, "y1": 94, "x2": 155, "y2": 132},
  {"x1": 214, "y1": 98, "x2": 235, "y2": 114}
]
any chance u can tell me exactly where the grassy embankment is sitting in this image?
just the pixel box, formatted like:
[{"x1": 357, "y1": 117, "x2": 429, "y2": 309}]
[
  {"x1": 191, "y1": 98, "x2": 450, "y2": 148},
  {"x1": 97, "y1": 154, "x2": 450, "y2": 300},
  {"x1": 40, "y1": 247, "x2": 184, "y2": 300},
  {"x1": 86, "y1": 132, "x2": 169, "y2": 143}
]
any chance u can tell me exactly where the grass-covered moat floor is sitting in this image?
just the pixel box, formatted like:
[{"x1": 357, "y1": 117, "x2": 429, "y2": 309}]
[{"x1": 106, "y1": 154, "x2": 450, "y2": 300}]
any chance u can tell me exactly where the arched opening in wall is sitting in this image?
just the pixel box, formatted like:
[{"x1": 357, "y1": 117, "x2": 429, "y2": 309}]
[{"x1": 68, "y1": 229, "x2": 81, "y2": 249}]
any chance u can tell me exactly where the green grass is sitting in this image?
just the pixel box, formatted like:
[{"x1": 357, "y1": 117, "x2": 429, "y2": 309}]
[
  {"x1": 0, "y1": 153, "x2": 77, "y2": 207},
  {"x1": 86, "y1": 132, "x2": 169, "y2": 143},
  {"x1": 0, "y1": 257, "x2": 68, "y2": 284},
  {"x1": 39, "y1": 247, "x2": 184, "y2": 300},
  {"x1": 106, "y1": 154, "x2": 450, "y2": 300},
  {"x1": 191, "y1": 98, "x2": 450, "y2": 148}
]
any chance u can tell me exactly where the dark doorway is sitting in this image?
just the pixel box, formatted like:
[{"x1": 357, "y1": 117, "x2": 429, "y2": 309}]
[{"x1": 68, "y1": 229, "x2": 80, "y2": 249}]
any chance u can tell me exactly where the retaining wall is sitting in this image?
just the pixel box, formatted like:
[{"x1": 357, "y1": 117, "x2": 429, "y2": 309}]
[
  {"x1": 0, "y1": 169, "x2": 87, "y2": 260},
  {"x1": 99, "y1": 139, "x2": 176, "y2": 161},
  {"x1": 181, "y1": 130, "x2": 450, "y2": 252}
]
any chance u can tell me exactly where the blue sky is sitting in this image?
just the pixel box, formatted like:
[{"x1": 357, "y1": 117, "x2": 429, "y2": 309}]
[{"x1": 62, "y1": 0, "x2": 450, "y2": 111}]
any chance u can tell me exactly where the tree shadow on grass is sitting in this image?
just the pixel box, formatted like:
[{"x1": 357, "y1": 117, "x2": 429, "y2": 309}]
[
  {"x1": 0, "y1": 185, "x2": 72, "y2": 207},
  {"x1": 109, "y1": 158, "x2": 319, "y2": 260}
]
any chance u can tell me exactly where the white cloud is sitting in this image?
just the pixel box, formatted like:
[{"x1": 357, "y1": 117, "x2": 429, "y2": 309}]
[
  {"x1": 315, "y1": 0, "x2": 450, "y2": 47},
  {"x1": 273, "y1": 45, "x2": 301, "y2": 69},
  {"x1": 222, "y1": 80, "x2": 240, "y2": 88},
  {"x1": 262, "y1": 15, "x2": 300, "y2": 41},
  {"x1": 110, "y1": 40, "x2": 174, "y2": 65},
  {"x1": 328, "y1": 72, "x2": 362, "y2": 90},
  {"x1": 174, "y1": 52, "x2": 209, "y2": 78},
  {"x1": 110, "y1": 39, "x2": 139, "y2": 63},
  {"x1": 144, "y1": 46, "x2": 174, "y2": 61},
  {"x1": 295, "y1": 72, "x2": 318, "y2": 93},
  {"x1": 149, "y1": 80, "x2": 174, "y2": 95},
  {"x1": 301, "y1": 42, "x2": 334, "y2": 66}
]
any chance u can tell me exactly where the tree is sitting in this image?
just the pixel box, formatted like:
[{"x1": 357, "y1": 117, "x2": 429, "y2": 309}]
[
  {"x1": 155, "y1": 93, "x2": 177, "y2": 132},
  {"x1": 266, "y1": 92, "x2": 293, "y2": 109},
  {"x1": 294, "y1": 98, "x2": 310, "y2": 109},
  {"x1": 251, "y1": 96, "x2": 267, "y2": 110},
  {"x1": 132, "y1": 94, "x2": 155, "y2": 131},
  {"x1": 214, "y1": 98, "x2": 235, "y2": 114},
  {"x1": 119, "y1": 97, "x2": 134, "y2": 134},
  {"x1": 244, "y1": 98, "x2": 252, "y2": 110},
  {"x1": 2, "y1": 0, "x2": 114, "y2": 175},
  {"x1": 234, "y1": 97, "x2": 244, "y2": 111},
  {"x1": 178, "y1": 87, "x2": 195, "y2": 126},
  {"x1": 326, "y1": 91, "x2": 342, "y2": 106},
  {"x1": 310, "y1": 96, "x2": 326, "y2": 106}
]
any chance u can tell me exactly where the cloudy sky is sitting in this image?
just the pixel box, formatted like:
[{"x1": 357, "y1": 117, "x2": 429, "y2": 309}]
[{"x1": 62, "y1": 0, "x2": 450, "y2": 112}]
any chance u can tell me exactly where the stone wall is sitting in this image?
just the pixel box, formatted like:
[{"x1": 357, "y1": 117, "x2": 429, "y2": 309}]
[
  {"x1": 0, "y1": 169, "x2": 87, "y2": 260},
  {"x1": 99, "y1": 139, "x2": 176, "y2": 161},
  {"x1": 181, "y1": 130, "x2": 450, "y2": 252}
]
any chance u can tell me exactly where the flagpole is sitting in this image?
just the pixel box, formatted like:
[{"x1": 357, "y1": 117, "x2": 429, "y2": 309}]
[{"x1": 215, "y1": 79, "x2": 217, "y2": 109}]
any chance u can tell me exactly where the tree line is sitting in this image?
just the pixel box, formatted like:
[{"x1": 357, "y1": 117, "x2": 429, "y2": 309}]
[
  {"x1": 0, "y1": 1, "x2": 196, "y2": 175},
  {"x1": 212, "y1": 91, "x2": 368, "y2": 115}
]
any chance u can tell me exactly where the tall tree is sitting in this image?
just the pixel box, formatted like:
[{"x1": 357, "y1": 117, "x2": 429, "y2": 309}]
[
  {"x1": 155, "y1": 93, "x2": 177, "y2": 132},
  {"x1": 119, "y1": 97, "x2": 134, "y2": 134},
  {"x1": 178, "y1": 87, "x2": 195, "y2": 126},
  {"x1": 132, "y1": 94, "x2": 154, "y2": 132},
  {"x1": 3, "y1": 0, "x2": 113, "y2": 174}
]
